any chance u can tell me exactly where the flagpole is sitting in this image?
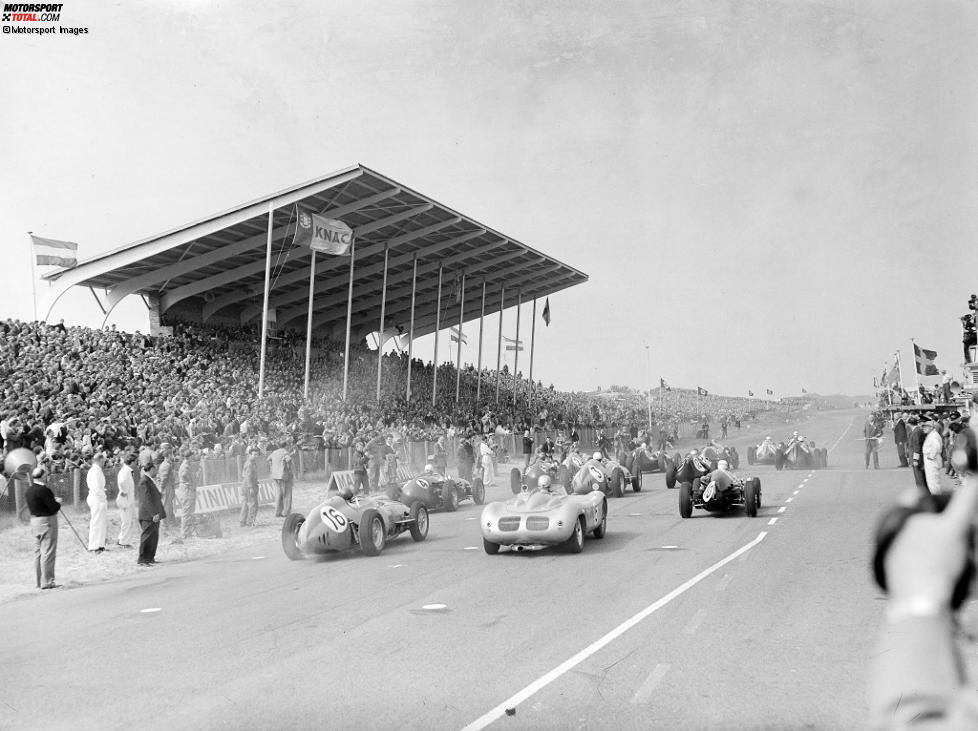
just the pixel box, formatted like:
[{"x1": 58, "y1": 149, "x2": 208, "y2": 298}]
[
  {"x1": 528, "y1": 298, "x2": 537, "y2": 412},
  {"x1": 895, "y1": 350, "x2": 906, "y2": 398},
  {"x1": 495, "y1": 285, "x2": 505, "y2": 406},
  {"x1": 476, "y1": 280, "x2": 486, "y2": 402},
  {"x1": 303, "y1": 250, "x2": 317, "y2": 400},
  {"x1": 432, "y1": 265, "x2": 443, "y2": 407},
  {"x1": 376, "y1": 244, "x2": 389, "y2": 403},
  {"x1": 512, "y1": 290, "x2": 522, "y2": 407},
  {"x1": 258, "y1": 204, "x2": 274, "y2": 399},
  {"x1": 341, "y1": 235, "x2": 356, "y2": 402},
  {"x1": 406, "y1": 255, "x2": 417, "y2": 402},
  {"x1": 26, "y1": 232, "x2": 38, "y2": 322},
  {"x1": 455, "y1": 271, "x2": 466, "y2": 404}
]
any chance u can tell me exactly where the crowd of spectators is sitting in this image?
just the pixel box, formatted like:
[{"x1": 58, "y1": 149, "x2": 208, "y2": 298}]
[{"x1": 0, "y1": 318, "x2": 773, "y2": 478}]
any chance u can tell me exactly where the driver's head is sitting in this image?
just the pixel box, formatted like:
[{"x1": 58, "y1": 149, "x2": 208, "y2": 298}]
[
  {"x1": 424, "y1": 463, "x2": 435, "y2": 474},
  {"x1": 717, "y1": 459, "x2": 729, "y2": 471},
  {"x1": 337, "y1": 482, "x2": 355, "y2": 499},
  {"x1": 592, "y1": 451, "x2": 602, "y2": 460},
  {"x1": 538, "y1": 475, "x2": 552, "y2": 491}
]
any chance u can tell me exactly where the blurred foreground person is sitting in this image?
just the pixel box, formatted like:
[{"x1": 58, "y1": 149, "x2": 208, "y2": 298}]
[
  {"x1": 868, "y1": 414, "x2": 978, "y2": 728},
  {"x1": 26, "y1": 465, "x2": 61, "y2": 589},
  {"x1": 86, "y1": 452, "x2": 107, "y2": 552},
  {"x1": 136, "y1": 451, "x2": 164, "y2": 566}
]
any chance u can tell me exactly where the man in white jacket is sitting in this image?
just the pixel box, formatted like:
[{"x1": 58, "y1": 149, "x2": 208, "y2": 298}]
[
  {"x1": 115, "y1": 453, "x2": 138, "y2": 548},
  {"x1": 86, "y1": 452, "x2": 108, "y2": 552},
  {"x1": 922, "y1": 418, "x2": 945, "y2": 494}
]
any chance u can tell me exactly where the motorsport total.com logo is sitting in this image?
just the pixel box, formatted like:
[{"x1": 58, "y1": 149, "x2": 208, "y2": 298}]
[{"x1": 2, "y1": 3, "x2": 89, "y2": 35}]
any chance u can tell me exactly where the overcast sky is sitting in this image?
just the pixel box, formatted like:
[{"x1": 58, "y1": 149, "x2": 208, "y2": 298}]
[{"x1": 1, "y1": 0, "x2": 975, "y2": 397}]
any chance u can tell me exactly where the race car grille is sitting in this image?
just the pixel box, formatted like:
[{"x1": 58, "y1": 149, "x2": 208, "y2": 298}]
[
  {"x1": 498, "y1": 517, "x2": 521, "y2": 531},
  {"x1": 525, "y1": 516, "x2": 550, "y2": 531}
]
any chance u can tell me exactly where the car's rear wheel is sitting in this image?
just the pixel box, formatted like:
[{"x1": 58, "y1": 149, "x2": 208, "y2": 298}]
[
  {"x1": 665, "y1": 463, "x2": 677, "y2": 489},
  {"x1": 358, "y1": 509, "x2": 386, "y2": 556},
  {"x1": 565, "y1": 516, "x2": 585, "y2": 553},
  {"x1": 679, "y1": 482, "x2": 693, "y2": 519},
  {"x1": 632, "y1": 473, "x2": 641, "y2": 492},
  {"x1": 592, "y1": 500, "x2": 607, "y2": 539},
  {"x1": 753, "y1": 477, "x2": 762, "y2": 508},
  {"x1": 510, "y1": 468, "x2": 522, "y2": 495},
  {"x1": 472, "y1": 478, "x2": 485, "y2": 505},
  {"x1": 409, "y1": 502, "x2": 429, "y2": 542},
  {"x1": 443, "y1": 482, "x2": 459, "y2": 512},
  {"x1": 483, "y1": 538, "x2": 500, "y2": 555},
  {"x1": 281, "y1": 513, "x2": 305, "y2": 560},
  {"x1": 610, "y1": 467, "x2": 624, "y2": 498},
  {"x1": 729, "y1": 448, "x2": 740, "y2": 469},
  {"x1": 821, "y1": 448, "x2": 829, "y2": 469},
  {"x1": 745, "y1": 479, "x2": 759, "y2": 517}
]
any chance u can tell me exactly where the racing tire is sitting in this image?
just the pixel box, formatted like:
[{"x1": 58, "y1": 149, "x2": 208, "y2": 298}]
[
  {"x1": 281, "y1": 513, "x2": 306, "y2": 560},
  {"x1": 483, "y1": 537, "x2": 500, "y2": 555},
  {"x1": 632, "y1": 473, "x2": 641, "y2": 492},
  {"x1": 510, "y1": 468, "x2": 522, "y2": 495},
  {"x1": 442, "y1": 482, "x2": 459, "y2": 512},
  {"x1": 472, "y1": 478, "x2": 485, "y2": 505},
  {"x1": 745, "y1": 479, "x2": 759, "y2": 517},
  {"x1": 409, "y1": 502, "x2": 429, "y2": 542},
  {"x1": 679, "y1": 482, "x2": 693, "y2": 519},
  {"x1": 358, "y1": 509, "x2": 387, "y2": 556},
  {"x1": 665, "y1": 463, "x2": 677, "y2": 490},
  {"x1": 592, "y1": 501, "x2": 607, "y2": 539},
  {"x1": 610, "y1": 467, "x2": 624, "y2": 498},
  {"x1": 753, "y1": 477, "x2": 762, "y2": 508},
  {"x1": 747, "y1": 446, "x2": 756, "y2": 465},
  {"x1": 820, "y1": 448, "x2": 829, "y2": 469},
  {"x1": 775, "y1": 452, "x2": 785, "y2": 471},
  {"x1": 729, "y1": 448, "x2": 740, "y2": 470},
  {"x1": 565, "y1": 516, "x2": 585, "y2": 553}
]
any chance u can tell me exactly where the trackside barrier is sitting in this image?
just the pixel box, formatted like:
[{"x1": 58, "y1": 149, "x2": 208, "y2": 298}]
[{"x1": 192, "y1": 479, "x2": 277, "y2": 515}]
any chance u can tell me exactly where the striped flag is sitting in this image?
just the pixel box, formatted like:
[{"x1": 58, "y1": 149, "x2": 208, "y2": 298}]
[
  {"x1": 31, "y1": 235, "x2": 78, "y2": 267},
  {"x1": 450, "y1": 326, "x2": 467, "y2": 344},
  {"x1": 913, "y1": 343, "x2": 939, "y2": 376}
]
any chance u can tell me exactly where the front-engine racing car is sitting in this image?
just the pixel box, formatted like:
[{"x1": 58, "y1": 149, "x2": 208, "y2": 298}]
[
  {"x1": 282, "y1": 489, "x2": 428, "y2": 559},
  {"x1": 678, "y1": 461, "x2": 761, "y2": 518},
  {"x1": 481, "y1": 477, "x2": 607, "y2": 554},
  {"x1": 392, "y1": 467, "x2": 485, "y2": 511},
  {"x1": 569, "y1": 452, "x2": 638, "y2": 497}
]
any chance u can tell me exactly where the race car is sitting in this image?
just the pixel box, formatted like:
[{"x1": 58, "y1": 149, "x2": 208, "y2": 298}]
[
  {"x1": 481, "y1": 480, "x2": 607, "y2": 554},
  {"x1": 746, "y1": 437, "x2": 780, "y2": 465},
  {"x1": 510, "y1": 456, "x2": 568, "y2": 495},
  {"x1": 568, "y1": 452, "x2": 637, "y2": 498},
  {"x1": 394, "y1": 469, "x2": 485, "y2": 512},
  {"x1": 698, "y1": 442, "x2": 740, "y2": 470},
  {"x1": 281, "y1": 491, "x2": 428, "y2": 559},
  {"x1": 775, "y1": 434, "x2": 828, "y2": 470},
  {"x1": 678, "y1": 465, "x2": 762, "y2": 519},
  {"x1": 624, "y1": 444, "x2": 682, "y2": 489}
]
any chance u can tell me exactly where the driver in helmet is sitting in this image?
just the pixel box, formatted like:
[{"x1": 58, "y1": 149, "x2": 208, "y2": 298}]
[
  {"x1": 702, "y1": 459, "x2": 736, "y2": 501},
  {"x1": 423, "y1": 462, "x2": 445, "y2": 482}
]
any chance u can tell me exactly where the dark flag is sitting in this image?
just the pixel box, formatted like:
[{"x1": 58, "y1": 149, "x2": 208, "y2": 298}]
[
  {"x1": 766, "y1": 388, "x2": 774, "y2": 395},
  {"x1": 748, "y1": 390, "x2": 754, "y2": 397},
  {"x1": 913, "y1": 343, "x2": 939, "y2": 376},
  {"x1": 697, "y1": 386, "x2": 708, "y2": 396},
  {"x1": 542, "y1": 298, "x2": 551, "y2": 326}
]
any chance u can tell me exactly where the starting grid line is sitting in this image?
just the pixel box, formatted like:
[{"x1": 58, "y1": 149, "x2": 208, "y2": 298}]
[{"x1": 461, "y1": 532, "x2": 769, "y2": 731}]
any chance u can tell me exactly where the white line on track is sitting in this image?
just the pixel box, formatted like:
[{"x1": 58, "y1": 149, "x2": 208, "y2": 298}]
[
  {"x1": 460, "y1": 532, "x2": 768, "y2": 731},
  {"x1": 768, "y1": 518, "x2": 779, "y2": 525},
  {"x1": 463, "y1": 547, "x2": 479, "y2": 551},
  {"x1": 140, "y1": 608, "x2": 161, "y2": 613},
  {"x1": 785, "y1": 498, "x2": 793, "y2": 503},
  {"x1": 683, "y1": 609, "x2": 706, "y2": 635},
  {"x1": 631, "y1": 663, "x2": 670, "y2": 704},
  {"x1": 778, "y1": 507, "x2": 786, "y2": 514},
  {"x1": 829, "y1": 422, "x2": 853, "y2": 453},
  {"x1": 793, "y1": 490, "x2": 800, "y2": 496}
]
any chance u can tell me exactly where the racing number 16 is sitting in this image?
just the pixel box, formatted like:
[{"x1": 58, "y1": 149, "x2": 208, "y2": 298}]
[{"x1": 322, "y1": 506, "x2": 348, "y2": 532}]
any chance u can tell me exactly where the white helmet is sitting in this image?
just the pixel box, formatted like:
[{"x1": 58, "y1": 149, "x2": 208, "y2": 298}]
[
  {"x1": 717, "y1": 459, "x2": 729, "y2": 471},
  {"x1": 538, "y1": 475, "x2": 552, "y2": 490},
  {"x1": 424, "y1": 463, "x2": 435, "y2": 473},
  {"x1": 592, "y1": 451, "x2": 602, "y2": 460}
]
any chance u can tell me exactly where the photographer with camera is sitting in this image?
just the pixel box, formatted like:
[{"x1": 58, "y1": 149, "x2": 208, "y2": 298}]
[{"x1": 869, "y1": 404, "x2": 978, "y2": 728}]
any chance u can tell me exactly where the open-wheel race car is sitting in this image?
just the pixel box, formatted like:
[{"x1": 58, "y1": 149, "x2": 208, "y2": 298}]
[
  {"x1": 282, "y1": 491, "x2": 428, "y2": 559},
  {"x1": 624, "y1": 444, "x2": 682, "y2": 489},
  {"x1": 392, "y1": 470, "x2": 485, "y2": 512},
  {"x1": 566, "y1": 452, "x2": 639, "y2": 497},
  {"x1": 510, "y1": 457, "x2": 568, "y2": 495},
  {"x1": 746, "y1": 438, "x2": 780, "y2": 465},
  {"x1": 774, "y1": 434, "x2": 828, "y2": 470},
  {"x1": 481, "y1": 481, "x2": 607, "y2": 554},
  {"x1": 678, "y1": 467, "x2": 762, "y2": 519},
  {"x1": 698, "y1": 442, "x2": 740, "y2": 470}
]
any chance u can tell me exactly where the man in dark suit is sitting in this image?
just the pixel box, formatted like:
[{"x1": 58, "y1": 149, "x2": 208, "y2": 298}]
[
  {"x1": 136, "y1": 451, "x2": 165, "y2": 566},
  {"x1": 893, "y1": 412, "x2": 909, "y2": 467},
  {"x1": 907, "y1": 415, "x2": 928, "y2": 492}
]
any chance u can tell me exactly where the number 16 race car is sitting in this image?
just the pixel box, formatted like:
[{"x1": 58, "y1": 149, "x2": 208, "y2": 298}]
[{"x1": 282, "y1": 489, "x2": 428, "y2": 560}]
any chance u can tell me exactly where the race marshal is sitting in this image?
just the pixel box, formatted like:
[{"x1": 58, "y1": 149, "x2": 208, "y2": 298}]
[{"x1": 294, "y1": 207, "x2": 354, "y2": 255}]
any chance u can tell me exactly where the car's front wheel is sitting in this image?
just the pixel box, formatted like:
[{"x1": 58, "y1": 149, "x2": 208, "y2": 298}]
[
  {"x1": 409, "y1": 502, "x2": 429, "y2": 542},
  {"x1": 592, "y1": 502, "x2": 607, "y2": 539},
  {"x1": 358, "y1": 509, "x2": 386, "y2": 556},
  {"x1": 679, "y1": 482, "x2": 693, "y2": 519},
  {"x1": 565, "y1": 516, "x2": 585, "y2": 553},
  {"x1": 442, "y1": 482, "x2": 459, "y2": 512},
  {"x1": 483, "y1": 538, "x2": 500, "y2": 555},
  {"x1": 472, "y1": 478, "x2": 485, "y2": 505},
  {"x1": 281, "y1": 513, "x2": 305, "y2": 560}
]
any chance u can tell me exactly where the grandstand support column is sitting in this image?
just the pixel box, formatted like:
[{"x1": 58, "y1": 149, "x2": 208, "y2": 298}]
[
  {"x1": 455, "y1": 271, "x2": 466, "y2": 403},
  {"x1": 528, "y1": 298, "x2": 537, "y2": 411},
  {"x1": 406, "y1": 255, "x2": 417, "y2": 402},
  {"x1": 303, "y1": 250, "x2": 317, "y2": 400},
  {"x1": 476, "y1": 280, "x2": 486, "y2": 401},
  {"x1": 495, "y1": 285, "x2": 505, "y2": 405},
  {"x1": 512, "y1": 290, "x2": 522, "y2": 406},
  {"x1": 259, "y1": 202, "x2": 274, "y2": 399},
  {"x1": 432, "y1": 264, "x2": 443, "y2": 407},
  {"x1": 376, "y1": 244, "x2": 390, "y2": 402},
  {"x1": 342, "y1": 237, "x2": 357, "y2": 401}
]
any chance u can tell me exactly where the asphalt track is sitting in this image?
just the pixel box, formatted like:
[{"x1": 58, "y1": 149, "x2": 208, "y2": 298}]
[{"x1": 0, "y1": 409, "x2": 941, "y2": 730}]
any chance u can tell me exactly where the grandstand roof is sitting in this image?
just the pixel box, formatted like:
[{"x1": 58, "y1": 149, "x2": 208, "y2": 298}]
[{"x1": 43, "y1": 164, "x2": 588, "y2": 340}]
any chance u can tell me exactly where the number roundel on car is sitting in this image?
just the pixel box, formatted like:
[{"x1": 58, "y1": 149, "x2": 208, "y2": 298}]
[
  {"x1": 587, "y1": 464, "x2": 604, "y2": 482},
  {"x1": 416, "y1": 478, "x2": 429, "y2": 490},
  {"x1": 320, "y1": 505, "x2": 349, "y2": 532}
]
